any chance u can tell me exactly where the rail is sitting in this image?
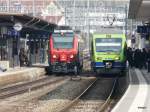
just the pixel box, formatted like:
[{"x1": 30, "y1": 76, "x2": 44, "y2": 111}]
[
  {"x1": 57, "y1": 77, "x2": 118, "y2": 112},
  {"x1": 98, "y1": 77, "x2": 118, "y2": 112},
  {"x1": 0, "y1": 76, "x2": 67, "y2": 99},
  {"x1": 57, "y1": 78, "x2": 97, "y2": 112}
]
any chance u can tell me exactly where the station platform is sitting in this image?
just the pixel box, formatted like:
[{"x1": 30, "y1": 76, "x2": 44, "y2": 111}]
[
  {"x1": 112, "y1": 68, "x2": 150, "y2": 112},
  {"x1": 0, "y1": 64, "x2": 47, "y2": 88}
]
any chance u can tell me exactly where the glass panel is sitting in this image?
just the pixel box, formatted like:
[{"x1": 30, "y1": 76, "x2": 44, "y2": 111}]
[
  {"x1": 53, "y1": 37, "x2": 73, "y2": 49},
  {"x1": 95, "y1": 38, "x2": 122, "y2": 52},
  {"x1": 52, "y1": 33, "x2": 74, "y2": 37}
]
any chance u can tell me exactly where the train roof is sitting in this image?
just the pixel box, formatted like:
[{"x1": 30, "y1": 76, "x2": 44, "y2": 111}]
[
  {"x1": 93, "y1": 33, "x2": 125, "y2": 35},
  {"x1": 92, "y1": 34, "x2": 126, "y2": 39},
  {"x1": 53, "y1": 25, "x2": 74, "y2": 34},
  {"x1": 55, "y1": 26, "x2": 72, "y2": 30},
  {"x1": 54, "y1": 30, "x2": 74, "y2": 33}
]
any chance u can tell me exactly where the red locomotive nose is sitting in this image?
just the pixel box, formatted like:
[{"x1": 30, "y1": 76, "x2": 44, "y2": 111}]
[{"x1": 60, "y1": 54, "x2": 67, "y2": 62}]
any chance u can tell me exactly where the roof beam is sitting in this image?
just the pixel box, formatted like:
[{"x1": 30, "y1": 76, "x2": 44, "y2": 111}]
[{"x1": 24, "y1": 18, "x2": 36, "y2": 26}]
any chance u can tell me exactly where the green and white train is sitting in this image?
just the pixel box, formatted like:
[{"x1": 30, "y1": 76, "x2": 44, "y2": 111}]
[{"x1": 91, "y1": 33, "x2": 127, "y2": 74}]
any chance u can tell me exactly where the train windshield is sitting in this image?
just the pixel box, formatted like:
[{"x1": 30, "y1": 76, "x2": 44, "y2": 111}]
[
  {"x1": 52, "y1": 34, "x2": 73, "y2": 49},
  {"x1": 95, "y1": 38, "x2": 122, "y2": 52}
]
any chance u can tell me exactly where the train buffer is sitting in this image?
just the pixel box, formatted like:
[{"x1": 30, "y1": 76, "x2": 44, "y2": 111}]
[{"x1": 70, "y1": 75, "x2": 81, "y2": 81}]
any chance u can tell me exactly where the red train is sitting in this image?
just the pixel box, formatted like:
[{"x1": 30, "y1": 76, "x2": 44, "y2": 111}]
[{"x1": 48, "y1": 27, "x2": 83, "y2": 74}]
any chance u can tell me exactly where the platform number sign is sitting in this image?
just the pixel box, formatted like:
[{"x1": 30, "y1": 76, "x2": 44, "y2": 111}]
[{"x1": 106, "y1": 34, "x2": 111, "y2": 38}]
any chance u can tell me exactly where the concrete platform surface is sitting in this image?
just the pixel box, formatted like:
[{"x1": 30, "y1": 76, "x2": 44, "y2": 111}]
[
  {"x1": 0, "y1": 67, "x2": 46, "y2": 87},
  {"x1": 112, "y1": 68, "x2": 150, "y2": 112}
]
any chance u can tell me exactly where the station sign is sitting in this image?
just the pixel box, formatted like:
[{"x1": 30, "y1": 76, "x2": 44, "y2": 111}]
[{"x1": 137, "y1": 26, "x2": 150, "y2": 34}]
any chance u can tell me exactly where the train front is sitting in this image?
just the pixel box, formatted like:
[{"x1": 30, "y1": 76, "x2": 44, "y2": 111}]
[
  {"x1": 91, "y1": 34, "x2": 127, "y2": 74},
  {"x1": 48, "y1": 30, "x2": 79, "y2": 74}
]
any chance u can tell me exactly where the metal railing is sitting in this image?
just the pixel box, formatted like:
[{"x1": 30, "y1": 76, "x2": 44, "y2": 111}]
[
  {"x1": 0, "y1": 6, "x2": 22, "y2": 13},
  {"x1": 0, "y1": 5, "x2": 42, "y2": 16}
]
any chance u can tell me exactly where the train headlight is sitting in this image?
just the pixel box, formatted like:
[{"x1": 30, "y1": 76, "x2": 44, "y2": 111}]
[
  {"x1": 70, "y1": 54, "x2": 74, "y2": 59},
  {"x1": 115, "y1": 57, "x2": 120, "y2": 60},
  {"x1": 52, "y1": 54, "x2": 57, "y2": 59},
  {"x1": 97, "y1": 57, "x2": 102, "y2": 60}
]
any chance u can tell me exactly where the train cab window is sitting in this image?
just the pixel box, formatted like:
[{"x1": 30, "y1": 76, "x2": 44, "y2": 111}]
[
  {"x1": 52, "y1": 33, "x2": 74, "y2": 37},
  {"x1": 53, "y1": 37, "x2": 73, "y2": 49},
  {"x1": 95, "y1": 38, "x2": 122, "y2": 52},
  {"x1": 52, "y1": 33, "x2": 74, "y2": 49}
]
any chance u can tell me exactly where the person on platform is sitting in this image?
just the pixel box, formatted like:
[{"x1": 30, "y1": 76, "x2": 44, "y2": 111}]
[
  {"x1": 19, "y1": 48, "x2": 29, "y2": 67},
  {"x1": 147, "y1": 48, "x2": 150, "y2": 73},
  {"x1": 127, "y1": 47, "x2": 134, "y2": 68},
  {"x1": 142, "y1": 48, "x2": 148, "y2": 69},
  {"x1": 134, "y1": 49, "x2": 141, "y2": 68}
]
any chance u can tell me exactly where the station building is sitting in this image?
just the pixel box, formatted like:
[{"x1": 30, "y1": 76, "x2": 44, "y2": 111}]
[
  {"x1": 0, "y1": 0, "x2": 62, "y2": 69},
  {"x1": 0, "y1": 14, "x2": 56, "y2": 69}
]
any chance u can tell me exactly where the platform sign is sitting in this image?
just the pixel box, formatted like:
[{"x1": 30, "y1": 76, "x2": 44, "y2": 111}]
[
  {"x1": 137, "y1": 26, "x2": 150, "y2": 33},
  {"x1": 137, "y1": 26, "x2": 146, "y2": 33},
  {"x1": 7, "y1": 29, "x2": 20, "y2": 37}
]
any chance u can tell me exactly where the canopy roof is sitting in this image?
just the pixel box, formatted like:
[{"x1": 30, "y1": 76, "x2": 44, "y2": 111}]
[
  {"x1": 128, "y1": 0, "x2": 150, "y2": 22},
  {"x1": 0, "y1": 13, "x2": 57, "y2": 37}
]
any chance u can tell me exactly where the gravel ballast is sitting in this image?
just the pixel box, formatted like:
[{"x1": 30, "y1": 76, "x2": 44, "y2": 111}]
[
  {"x1": 0, "y1": 76, "x2": 69, "y2": 112},
  {"x1": 67, "y1": 78, "x2": 115, "y2": 112},
  {"x1": 33, "y1": 77, "x2": 95, "y2": 112}
]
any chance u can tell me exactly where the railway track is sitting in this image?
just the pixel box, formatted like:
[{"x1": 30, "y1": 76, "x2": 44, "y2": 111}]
[
  {"x1": 0, "y1": 76, "x2": 67, "y2": 99},
  {"x1": 57, "y1": 77, "x2": 117, "y2": 112}
]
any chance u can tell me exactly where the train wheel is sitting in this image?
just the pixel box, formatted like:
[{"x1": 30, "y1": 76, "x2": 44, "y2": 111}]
[
  {"x1": 119, "y1": 70, "x2": 127, "y2": 77},
  {"x1": 95, "y1": 70, "x2": 99, "y2": 76}
]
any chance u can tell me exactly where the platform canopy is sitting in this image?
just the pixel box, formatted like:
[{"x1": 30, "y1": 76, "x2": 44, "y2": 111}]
[
  {"x1": 0, "y1": 13, "x2": 57, "y2": 37},
  {"x1": 128, "y1": 0, "x2": 150, "y2": 22}
]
